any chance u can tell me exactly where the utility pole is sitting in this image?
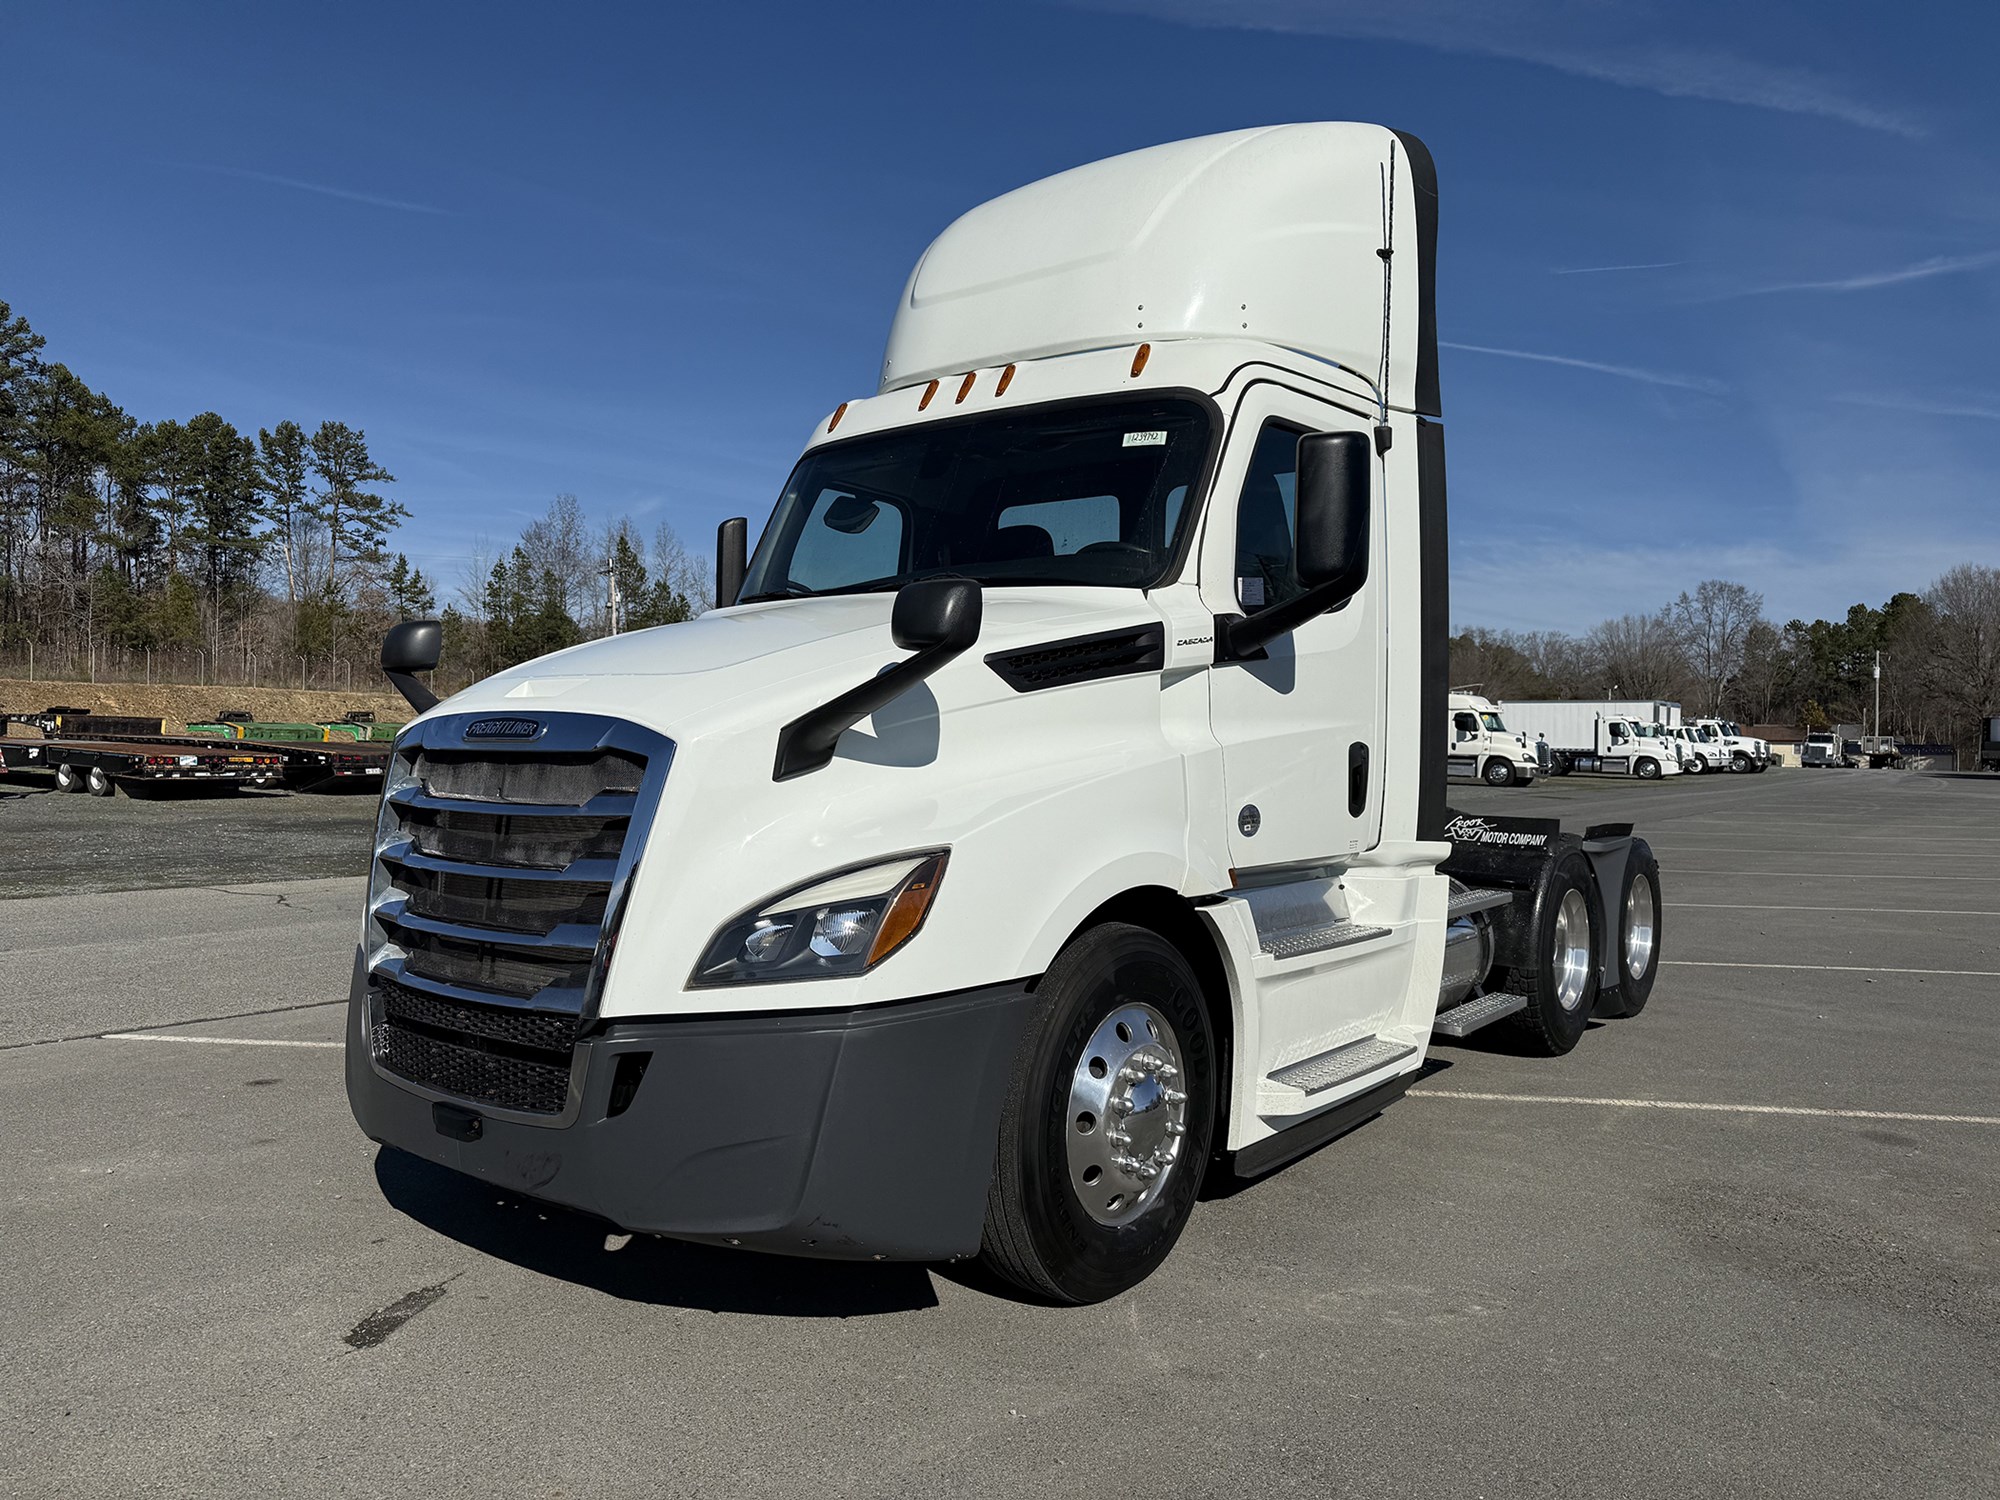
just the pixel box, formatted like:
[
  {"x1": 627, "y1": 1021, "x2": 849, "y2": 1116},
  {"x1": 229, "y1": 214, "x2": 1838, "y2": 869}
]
[
  {"x1": 1873, "y1": 650, "x2": 1882, "y2": 748},
  {"x1": 601, "y1": 558, "x2": 623, "y2": 636}
]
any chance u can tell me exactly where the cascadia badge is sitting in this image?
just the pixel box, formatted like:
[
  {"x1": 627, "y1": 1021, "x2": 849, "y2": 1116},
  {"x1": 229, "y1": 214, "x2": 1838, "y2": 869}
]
[{"x1": 465, "y1": 716, "x2": 544, "y2": 741}]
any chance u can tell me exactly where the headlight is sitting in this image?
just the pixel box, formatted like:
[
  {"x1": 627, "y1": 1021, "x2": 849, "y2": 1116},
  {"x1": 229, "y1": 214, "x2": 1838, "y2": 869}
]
[{"x1": 689, "y1": 851, "x2": 948, "y2": 987}]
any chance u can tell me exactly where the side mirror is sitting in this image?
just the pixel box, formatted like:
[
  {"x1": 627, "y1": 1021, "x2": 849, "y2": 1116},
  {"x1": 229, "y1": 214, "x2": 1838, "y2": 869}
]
[
  {"x1": 1295, "y1": 430, "x2": 1371, "y2": 593},
  {"x1": 891, "y1": 577, "x2": 982, "y2": 653},
  {"x1": 716, "y1": 516, "x2": 748, "y2": 609},
  {"x1": 381, "y1": 619, "x2": 442, "y2": 714},
  {"x1": 773, "y1": 578, "x2": 982, "y2": 780},
  {"x1": 1220, "y1": 429, "x2": 1372, "y2": 660}
]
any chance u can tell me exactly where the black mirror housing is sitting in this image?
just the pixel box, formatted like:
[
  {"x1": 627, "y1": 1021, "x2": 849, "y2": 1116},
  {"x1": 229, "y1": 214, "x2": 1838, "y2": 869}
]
[
  {"x1": 716, "y1": 517, "x2": 748, "y2": 609},
  {"x1": 381, "y1": 619, "x2": 442, "y2": 714},
  {"x1": 891, "y1": 577, "x2": 983, "y2": 653},
  {"x1": 1295, "y1": 430, "x2": 1371, "y2": 592}
]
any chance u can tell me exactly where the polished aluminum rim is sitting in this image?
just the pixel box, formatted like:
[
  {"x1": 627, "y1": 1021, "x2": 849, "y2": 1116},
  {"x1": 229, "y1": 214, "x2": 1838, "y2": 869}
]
[
  {"x1": 1624, "y1": 874, "x2": 1656, "y2": 980},
  {"x1": 1552, "y1": 888, "x2": 1593, "y2": 1012},
  {"x1": 1065, "y1": 1001, "x2": 1187, "y2": 1226}
]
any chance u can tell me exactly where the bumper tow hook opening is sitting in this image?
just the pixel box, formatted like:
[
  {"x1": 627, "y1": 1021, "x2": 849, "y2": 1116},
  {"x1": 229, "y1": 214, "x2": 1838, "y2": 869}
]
[{"x1": 433, "y1": 1102, "x2": 483, "y2": 1141}]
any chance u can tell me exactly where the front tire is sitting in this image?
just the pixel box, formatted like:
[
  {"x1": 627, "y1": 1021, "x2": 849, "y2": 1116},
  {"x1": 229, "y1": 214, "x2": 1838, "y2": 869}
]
[
  {"x1": 980, "y1": 923, "x2": 1217, "y2": 1304},
  {"x1": 1635, "y1": 757, "x2": 1662, "y2": 780},
  {"x1": 1483, "y1": 757, "x2": 1514, "y2": 787}
]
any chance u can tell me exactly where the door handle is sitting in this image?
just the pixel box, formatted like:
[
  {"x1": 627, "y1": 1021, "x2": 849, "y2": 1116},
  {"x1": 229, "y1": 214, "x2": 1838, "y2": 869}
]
[{"x1": 1348, "y1": 741, "x2": 1369, "y2": 816}]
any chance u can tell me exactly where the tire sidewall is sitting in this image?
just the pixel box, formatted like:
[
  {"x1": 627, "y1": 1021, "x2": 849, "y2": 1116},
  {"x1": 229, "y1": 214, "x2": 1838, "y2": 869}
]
[
  {"x1": 1008, "y1": 925, "x2": 1216, "y2": 1302},
  {"x1": 1636, "y1": 758, "x2": 1660, "y2": 779},
  {"x1": 1606, "y1": 841, "x2": 1662, "y2": 1017},
  {"x1": 1484, "y1": 758, "x2": 1513, "y2": 786}
]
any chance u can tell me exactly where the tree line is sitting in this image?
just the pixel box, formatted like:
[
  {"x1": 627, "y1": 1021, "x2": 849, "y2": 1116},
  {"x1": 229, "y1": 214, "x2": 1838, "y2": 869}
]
[{"x1": 1450, "y1": 570, "x2": 2000, "y2": 764}]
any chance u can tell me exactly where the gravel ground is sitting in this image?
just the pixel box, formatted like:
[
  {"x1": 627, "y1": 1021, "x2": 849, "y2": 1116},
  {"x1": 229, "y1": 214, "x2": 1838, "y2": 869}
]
[
  {"x1": 0, "y1": 779, "x2": 376, "y2": 898},
  {"x1": 1, "y1": 767, "x2": 1994, "y2": 1498}
]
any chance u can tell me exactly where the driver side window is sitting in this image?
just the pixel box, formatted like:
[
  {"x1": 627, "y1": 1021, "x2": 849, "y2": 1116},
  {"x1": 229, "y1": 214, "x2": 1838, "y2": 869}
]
[{"x1": 1234, "y1": 421, "x2": 1305, "y2": 610}]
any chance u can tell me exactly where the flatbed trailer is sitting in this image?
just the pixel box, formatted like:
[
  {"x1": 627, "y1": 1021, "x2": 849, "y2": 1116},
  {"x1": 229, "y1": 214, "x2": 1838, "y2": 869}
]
[{"x1": 0, "y1": 736, "x2": 286, "y2": 795}]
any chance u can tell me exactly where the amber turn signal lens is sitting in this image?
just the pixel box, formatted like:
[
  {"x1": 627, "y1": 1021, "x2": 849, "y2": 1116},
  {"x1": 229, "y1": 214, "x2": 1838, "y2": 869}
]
[
  {"x1": 1130, "y1": 343, "x2": 1151, "y2": 377},
  {"x1": 955, "y1": 372, "x2": 976, "y2": 404},
  {"x1": 866, "y1": 853, "x2": 949, "y2": 965},
  {"x1": 919, "y1": 379, "x2": 940, "y2": 410},
  {"x1": 995, "y1": 363, "x2": 1016, "y2": 396},
  {"x1": 827, "y1": 401, "x2": 849, "y2": 432}
]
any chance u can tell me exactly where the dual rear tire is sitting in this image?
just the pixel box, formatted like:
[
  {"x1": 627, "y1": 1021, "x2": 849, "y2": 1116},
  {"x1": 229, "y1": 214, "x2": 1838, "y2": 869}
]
[{"x1": 1504, "y1": 838, "x2": 1661, "y2": 1050}]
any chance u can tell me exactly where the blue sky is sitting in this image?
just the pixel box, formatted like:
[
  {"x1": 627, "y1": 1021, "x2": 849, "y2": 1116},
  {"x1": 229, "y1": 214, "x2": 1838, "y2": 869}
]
[{"x1": 6, "y1": 1, "x2": 1995, "y2": 632}]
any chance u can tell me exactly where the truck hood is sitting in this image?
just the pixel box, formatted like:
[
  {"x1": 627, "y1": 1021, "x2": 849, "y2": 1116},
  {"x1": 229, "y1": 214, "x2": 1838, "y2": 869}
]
[{"x1": 429, "y1": 588, "x2": 1159, "y2": 738}]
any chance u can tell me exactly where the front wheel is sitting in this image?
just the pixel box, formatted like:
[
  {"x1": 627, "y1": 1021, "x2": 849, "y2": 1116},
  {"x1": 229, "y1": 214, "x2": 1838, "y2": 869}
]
[
  {"x1": 980, "y1": 923, "x2": 1217, "y2": 1304},
  {"x1": 1483, "y1": 757, "x2": 1515, "y2": 787},
  {"x1": 1635, "y1": 757, "x2": 1662, "y2": 780},
  {"x1": 1731, "y1": 752, "x2": 1750, "y2": 772}
]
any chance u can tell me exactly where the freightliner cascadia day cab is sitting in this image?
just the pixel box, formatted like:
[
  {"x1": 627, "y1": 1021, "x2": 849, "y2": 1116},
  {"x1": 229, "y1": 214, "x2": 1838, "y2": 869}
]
[
  {"x1": 1446, "y1": 692, "x2": 1539, "y2": 787},
  {"x1": 1505, "y1": 700, "x2": 1684, "y2": 779},
  {"x1": 350, "y1": 124, "x2": 1664, "y2": 1303}
]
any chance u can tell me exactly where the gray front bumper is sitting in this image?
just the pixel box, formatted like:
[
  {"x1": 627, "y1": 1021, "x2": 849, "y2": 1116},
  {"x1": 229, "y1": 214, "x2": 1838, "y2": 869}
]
[{"x1": 347, "y1": 965, "x2": 1036, "y2": 1261}]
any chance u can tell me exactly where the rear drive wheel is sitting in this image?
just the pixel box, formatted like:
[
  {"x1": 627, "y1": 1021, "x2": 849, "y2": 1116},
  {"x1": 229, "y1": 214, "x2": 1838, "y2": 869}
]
[
  {"x1": 1598, "y1": 840, "x2": 1661, "y2": 1019},
  {"x1": 1635, "y1": 757, "x2": 1662, "y2": 780},
  {"x1": 86, "y1": 766, "x2": 115, "y2": 797},
  {"x1": 1503, "y1": 849, "x2": 1601, "y2": 1055},
  {"x1": 55, "y1": 763, "x2": 85, "y2": 793},
  {"x1": 980, "y1": 922, "x2": 1216, "y2": 1304},
  {"x1": 1483, "y1": 757, "x2": 1514, "y2": 787}
]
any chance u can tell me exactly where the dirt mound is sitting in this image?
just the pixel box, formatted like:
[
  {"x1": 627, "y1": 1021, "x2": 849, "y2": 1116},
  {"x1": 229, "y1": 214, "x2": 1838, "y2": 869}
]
[{"x1": 0, "y1": 678, "x2": 411, "y2": 736}]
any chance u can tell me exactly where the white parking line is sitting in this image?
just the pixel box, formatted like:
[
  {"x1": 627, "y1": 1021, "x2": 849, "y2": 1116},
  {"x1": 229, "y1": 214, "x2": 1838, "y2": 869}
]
[
  {"x1": 104, "y1": 1033, "x2": 342, "y2": 1049},
  {"x1": 1409, "y1": 1089, "x2": 2000, "y2": 1126},
  {"x1": 1676, "y1": 903, "x2": 1998, "y2": 916},
  {"x1": 1662, "y1": 960, "x2": 2000, "y2": 977},
  {"x1": 1671, "y1": 870, "x2": 2000, "y2": 880}
]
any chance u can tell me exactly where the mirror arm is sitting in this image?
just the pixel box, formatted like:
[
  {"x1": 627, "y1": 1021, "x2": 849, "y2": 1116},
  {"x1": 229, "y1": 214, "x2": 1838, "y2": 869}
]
[
  {"x1": 773, "y1": 638, "x2": 967, "y2": 782},
  {"x1": 385, "y1": 669, "x2": 439, "y2": 715},
  {"x1": 1215, "y1": 575, "x2": 1361, "y2": 662}
]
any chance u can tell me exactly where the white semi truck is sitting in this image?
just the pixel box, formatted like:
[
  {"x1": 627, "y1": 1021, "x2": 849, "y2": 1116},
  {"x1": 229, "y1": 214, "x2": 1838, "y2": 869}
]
[
  {"x1": 1690, "y1": 717, "x2": 1769, "y2": 772},
  {"x1": 1447, "y1": 692, "x2": 1539, "y2": 786},
  {"x1": 1669, "y1": 722, "x2": 1729, "y2": 774},
  {"x1": 1507, "y1": 700, "x2": 1683, "y2": 779},
  {"x1": 349, "y1": 124, "x2": 1663, "y2": 1303}
]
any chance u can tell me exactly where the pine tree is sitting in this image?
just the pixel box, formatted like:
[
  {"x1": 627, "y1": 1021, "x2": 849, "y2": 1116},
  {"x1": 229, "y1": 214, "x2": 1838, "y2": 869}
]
[
  {"x1": 257, "y1": 420, "x2": 312, "y2": 605},
  {"x1": 306, "y1": 421, "x2": 406, "y2": 604},
  {"x1": 385, "y1": 553, "x2": 436, "y2": 617}
]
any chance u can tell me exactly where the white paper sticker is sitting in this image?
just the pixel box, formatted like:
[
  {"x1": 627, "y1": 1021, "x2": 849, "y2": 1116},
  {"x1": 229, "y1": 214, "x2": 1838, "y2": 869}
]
[
  {"x1": 1122, "y1": 430, "x2": 1167, "y2": 447},
  {"x1": 1241, "y1": 577, "x2": 1266, "y2": 607}
]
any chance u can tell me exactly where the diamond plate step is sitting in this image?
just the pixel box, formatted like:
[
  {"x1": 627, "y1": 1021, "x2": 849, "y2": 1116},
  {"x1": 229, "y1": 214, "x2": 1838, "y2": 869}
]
[
  {"x1": 1269, "y1": 1036, "x2": 1415, "y2": 1095},
  {"x1": 1432, "y1": 991, "x2": 1528, "y2": 1038},
  {"x1": 1447, "y1": 884, "x2": 1514, "y2": 917},
  {"x1": 1258, "y1": 920, "x2": 1392, "y2": 961}
]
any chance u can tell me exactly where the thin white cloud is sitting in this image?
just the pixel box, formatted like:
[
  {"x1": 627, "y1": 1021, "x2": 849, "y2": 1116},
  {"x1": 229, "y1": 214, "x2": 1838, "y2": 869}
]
[
  {"x1": 1832, "y1": 393, "x2": 2000, "y2": 423},
  {"x1": 1441, "y1": 339, "x2": 1726, "y2": 394},
  {"x1": 1728, "y1": 250, "x2": 2000, "y2": 297},
  {"x1": 183, "y1": 164, "x2": 446, "y2": 215},
  {"x1": 1552, "y1": 261, "x2": 1685, "y2": 275},
  {"x1": 1070, "y1": 0, "x2": 1924, "y2": 137}
]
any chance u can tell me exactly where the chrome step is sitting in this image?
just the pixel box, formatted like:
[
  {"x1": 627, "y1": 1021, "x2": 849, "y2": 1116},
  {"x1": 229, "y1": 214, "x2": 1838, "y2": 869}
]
[
  {"x1": 1259, "y1": 920, "x2": 1392, "y2": 961},
  {"x1": 1269, "y1": 1036, "x2": 1415, "y2": 1095},
  {"x1": 1447, "y1": 884, "x2": 1513, "y2": 917},
  {"x1": 1433, "y1": 991, "x2": 1528, "y2": 1038}
]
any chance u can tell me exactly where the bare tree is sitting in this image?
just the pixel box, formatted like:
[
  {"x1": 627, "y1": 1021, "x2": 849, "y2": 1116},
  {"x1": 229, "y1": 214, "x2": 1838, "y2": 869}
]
[
  {"x1": 1924, "y1": 564, "x2": 2000, "y2": 761},
  {"x1": 1585, "y1": 610, "x2": 1688, "y2": 699},
  {"x1": 519, "y1": 494, "x2": 596, "y2": 623},
  {"x1": 1670, "y1": 579, "x2": 1764, "y2": 715}
]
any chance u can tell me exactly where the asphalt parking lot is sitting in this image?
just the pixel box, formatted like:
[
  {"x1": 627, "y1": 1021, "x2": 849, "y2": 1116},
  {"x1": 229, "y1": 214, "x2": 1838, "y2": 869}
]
[{"x1": 3, "y1": 768, "x2": 1994, "y2": 1498}]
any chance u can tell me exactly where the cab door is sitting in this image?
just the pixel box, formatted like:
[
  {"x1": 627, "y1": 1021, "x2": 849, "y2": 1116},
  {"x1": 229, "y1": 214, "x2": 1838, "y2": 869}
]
[{"x1": 1201, "y1": 389, "x2": 1385, "y2": 870}]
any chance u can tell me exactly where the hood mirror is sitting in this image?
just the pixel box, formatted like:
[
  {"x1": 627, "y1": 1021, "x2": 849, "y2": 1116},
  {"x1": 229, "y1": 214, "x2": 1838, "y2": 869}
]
[{"x1": 381, "y1": 619, "x2": 442, "y2": 714}]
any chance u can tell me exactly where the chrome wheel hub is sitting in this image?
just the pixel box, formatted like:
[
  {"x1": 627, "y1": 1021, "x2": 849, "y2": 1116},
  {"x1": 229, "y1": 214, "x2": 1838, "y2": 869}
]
[
  {"x1": 1066, "y1": 1002, "x2": 1188, "y2": 1226},
  {"x1": 1624, "y1": 874, "x2": 1656, "y2": 980},
  {"x1": 1552, "y1": 887, "x2": 1593, "y2": 1012}
]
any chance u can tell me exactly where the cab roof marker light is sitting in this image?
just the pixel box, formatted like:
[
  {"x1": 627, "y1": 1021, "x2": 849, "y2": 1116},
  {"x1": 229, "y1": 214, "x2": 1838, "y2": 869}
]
[
  {"x1": 955, "y1": 372, "x2": 976, "y2": 404},
  {"x1": 919, "y1": 379, "x2": 940, "y2": 411},
  {"x1": 827, "y1": 401, "x2": 850, "y2": 432},
  {"x1": 1130, "y1": 343, "x2": 1151, "y2": 378},
  {"x1": 994, "y1": 363, "x2": 1016, "y2": 396}
]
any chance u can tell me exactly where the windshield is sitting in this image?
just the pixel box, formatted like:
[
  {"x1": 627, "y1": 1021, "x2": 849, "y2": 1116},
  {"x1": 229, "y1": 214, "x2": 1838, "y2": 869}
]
[
  {"x1": 741, "y1": 397, "x2": 1212, "y2": 600},
  {"x1": 1480, "y1": 711, "x2": 1507, "y2": 733}
]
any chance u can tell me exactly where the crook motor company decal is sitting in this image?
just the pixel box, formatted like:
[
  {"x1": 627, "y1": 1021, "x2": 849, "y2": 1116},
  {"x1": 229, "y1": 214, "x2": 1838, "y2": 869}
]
[{"x1": 1443, "y1": 813, "x2": 1557, "y2": 851}]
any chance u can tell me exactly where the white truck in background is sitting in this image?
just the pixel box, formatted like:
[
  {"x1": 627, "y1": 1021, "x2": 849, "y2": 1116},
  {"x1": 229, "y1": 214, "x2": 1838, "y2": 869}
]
[
  {"x1": 1446, "y1": 692, "x2": 1539, "y2": 786},
  {"x1": 350, "y1": 124, "x2": 1665, "y2": 1304},
  {"x1": 1670, "y1": 722, "x2": 1729, "y2": 774},
  {"x1": 1506, "y1": 700, "x2": 1683, "y2": 779},
  {"x1": 1690, "y1": 717, "x2": 1769, "y2": 772}
]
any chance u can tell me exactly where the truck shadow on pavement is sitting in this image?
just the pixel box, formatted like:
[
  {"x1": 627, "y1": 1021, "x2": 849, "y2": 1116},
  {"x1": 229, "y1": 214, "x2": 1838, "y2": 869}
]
[{"x1": 373, "y1": 1148, "x2": 941, "y2": 1317}]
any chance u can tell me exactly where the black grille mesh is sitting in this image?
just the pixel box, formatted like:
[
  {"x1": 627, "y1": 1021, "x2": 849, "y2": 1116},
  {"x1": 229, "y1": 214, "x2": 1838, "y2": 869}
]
[
  {"x1": 392, "y1": 864, "x2": 610, "y2": 935},
  {"x1": 409, "y1": 749, "x2": 643, "y2": 807},
  {"x1": 986, "y1": 625, "x2": 1166, "y2": 692},
  {"x1": 370, "y1": 980, "x2": 575, "y2": 1115},
  {"x1": 396, "y1": 806, "x2": 628, "y2": 871}
]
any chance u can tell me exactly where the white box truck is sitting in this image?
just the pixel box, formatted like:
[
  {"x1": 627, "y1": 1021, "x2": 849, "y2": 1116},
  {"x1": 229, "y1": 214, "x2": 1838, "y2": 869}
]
[
  {"x1": 350, "y1": 125, "x2": 1664, "y2": 1303},
  {"x1": 1506, "y1": 700, "x2": 1683, "y2": 779},
  {"x1": 1447, "y1": 692, "x2": 1539, "y2": 786}
]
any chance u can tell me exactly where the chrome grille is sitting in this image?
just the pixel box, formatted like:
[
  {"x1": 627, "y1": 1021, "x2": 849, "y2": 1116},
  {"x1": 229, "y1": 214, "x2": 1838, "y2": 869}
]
[{"x1": 364, "y1": 712, "x2": 672, "y2": 1123}]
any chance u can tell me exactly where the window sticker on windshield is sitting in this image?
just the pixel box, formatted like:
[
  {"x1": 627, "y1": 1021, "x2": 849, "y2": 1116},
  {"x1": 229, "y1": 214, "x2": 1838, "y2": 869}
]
[
  {"x1": 1122, "y1": 430, "x2": 1167, "y2": 447},
  {"x1": 1240, "y1": 577, "x2": 1266, "y2": 607}
]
